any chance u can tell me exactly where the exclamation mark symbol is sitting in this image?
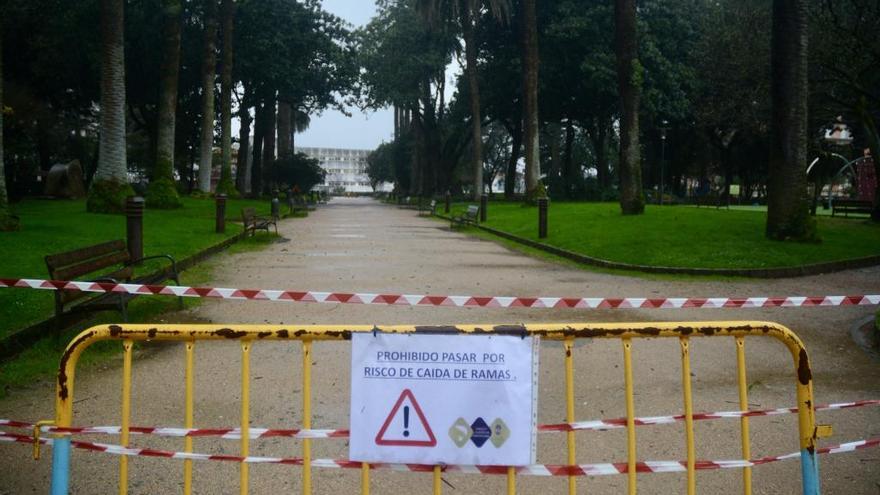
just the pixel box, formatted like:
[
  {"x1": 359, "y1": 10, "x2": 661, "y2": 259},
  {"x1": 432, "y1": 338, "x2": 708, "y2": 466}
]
[{"x1": 403, "y1": 405, "x2": 410, "y2": 437}]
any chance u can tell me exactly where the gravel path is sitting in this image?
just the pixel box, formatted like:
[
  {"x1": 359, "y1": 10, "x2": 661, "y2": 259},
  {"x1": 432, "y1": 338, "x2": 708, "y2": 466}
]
[{"x1": 1, "y1": 197, "x2": 878, "y2": 494}]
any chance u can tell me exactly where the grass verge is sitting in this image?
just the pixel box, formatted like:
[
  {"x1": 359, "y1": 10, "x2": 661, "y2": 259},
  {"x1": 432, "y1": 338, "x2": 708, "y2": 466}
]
[
  {"x1": 446, "y1": 201, "x2": 880, "y2": 270},
  {"x1": 0, "y1": 197, "x2": 275, "y2": 339}
]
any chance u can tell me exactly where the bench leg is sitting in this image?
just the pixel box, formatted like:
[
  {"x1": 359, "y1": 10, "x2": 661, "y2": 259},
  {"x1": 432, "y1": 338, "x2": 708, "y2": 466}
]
[{"x1": 120, "y1": 296, "x2": 129, "y2": 322}]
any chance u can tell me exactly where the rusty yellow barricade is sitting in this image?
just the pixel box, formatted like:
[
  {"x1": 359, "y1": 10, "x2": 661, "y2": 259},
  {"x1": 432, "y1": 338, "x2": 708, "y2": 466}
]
[{"x1": 47, "y1": 321, "x2": 821, "y2": 495}]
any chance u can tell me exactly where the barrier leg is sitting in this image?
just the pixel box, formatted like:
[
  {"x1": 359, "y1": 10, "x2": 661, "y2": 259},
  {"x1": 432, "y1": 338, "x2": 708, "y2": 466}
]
[
  {"x1": 800, "y1": 450, "x2": 820, "y2": 495},
  {"x1": 49, "y1": 436, "x2": 71, "y2": 495}
]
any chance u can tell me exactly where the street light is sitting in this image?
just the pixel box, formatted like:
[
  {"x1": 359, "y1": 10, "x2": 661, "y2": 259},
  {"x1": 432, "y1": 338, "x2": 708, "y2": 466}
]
[{"x1": 658, "y1": 120, "x2": 669, "y2": 205}]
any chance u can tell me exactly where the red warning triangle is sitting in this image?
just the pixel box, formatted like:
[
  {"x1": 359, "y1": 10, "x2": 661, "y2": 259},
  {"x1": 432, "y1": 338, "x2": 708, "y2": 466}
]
[{"x1": 375, "y1": 389, "x2": 436, "y2": 447}]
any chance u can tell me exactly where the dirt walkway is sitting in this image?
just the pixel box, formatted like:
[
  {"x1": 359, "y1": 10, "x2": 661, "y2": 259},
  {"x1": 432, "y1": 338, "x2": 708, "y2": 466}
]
[{"x1": 2, "y1": 197, "x2": 878, "y2": 494}]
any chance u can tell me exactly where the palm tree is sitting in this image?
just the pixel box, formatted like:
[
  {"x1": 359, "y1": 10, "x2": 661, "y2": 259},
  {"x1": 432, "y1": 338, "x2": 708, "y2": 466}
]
[
  {"x1": 766, "y1": 0, "x2": 814, "y2": 239},
  {"x1": 197, "y1": 0, "x2": 219, "y2": 194},
  {"x1": 0, "y1": 21, "x2": 17, "y2": 230},
  {"x1": 147, "y1": 0, "x2": 183, "y2": 208},
  {"x1": 614, "y1": 0, "x2": 644, "y2": 215},
  {"x1": 521, "y1": 0, "x2": 540, "y2": 199},
  {"x1": 87, "y1": 0, "x2": 134, "y2": 214},
  {"x1": 421, "y1": 0, "x2": 509, "y2": 200},
  {"x1": 216, "y1": 0, "x2": 236, "y2": 196}
]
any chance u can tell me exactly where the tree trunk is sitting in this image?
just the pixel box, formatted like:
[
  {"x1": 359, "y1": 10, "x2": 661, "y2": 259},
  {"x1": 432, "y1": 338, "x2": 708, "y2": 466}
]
[
  {"x1": 277, "y1": 101, "x2": 292, "y2": 159},
  {"x1": 548, "y1": 121, "x2": 562, "y2": 183},
  {"x1": 251, "y1": 102, "x2": 265, "y2": 197},
  {"x1": 0, "y1": 23, "x2": 13, "y2": 230},
  {"x1": 766, "y1": 0, "x2": 813, "y2": 239},
  {"x1": 88, "y1": 0, "x2": 133, "y2": 213},
  {"x1": 235, "y1": 102, "x2": 251, "y2": 195},
  {"x1": 563, "y1": 121, "x2": 575, "y2": 198},
  {"x1": 521, "y1": 0, "x2": 541, "y2": 198},
  {"x1": 461, "y1": 2, "x2": 483, "y2": 199},
  {"x1": 197, "y1": 0, "x2": 219, "y2": 193},
  {"x1": 615, "y1": 0, "x2": 644, "y2": 214},
  {"x1": 218, "y1": 0, "x2": 235, "y2": 195},
  {"x1": 149, "y1": 0, "x2": 183, "y2": 207},
  {"x1": 504, "y1": 119, "x2": 522, "y2": 199},
  {"x1": 394, "y1": 105, "x2": 400, "y2": 140},
  {"x1": 262, "y1": 94, "x2": 276, "y2": 194}
]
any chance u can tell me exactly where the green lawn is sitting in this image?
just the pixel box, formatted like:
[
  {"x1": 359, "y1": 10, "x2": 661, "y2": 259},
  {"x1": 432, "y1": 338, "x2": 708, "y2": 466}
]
[
  {"x1": 0, "y1": 197, "x2": 274, "y2": 339},
  {"x1": 449, "y1": 201, "x2": 880, "y2": 270}
]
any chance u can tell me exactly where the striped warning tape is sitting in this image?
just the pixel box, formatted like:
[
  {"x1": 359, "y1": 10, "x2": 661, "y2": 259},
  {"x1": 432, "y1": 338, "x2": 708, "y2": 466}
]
[
  {"x1": 2, "y1": 399, "x2": 877, "y2": 439},
  {"x1": 1, "y1": 278, "x2": 879, "y2": 309},
  {"x1": 1, "y1": 430, "x2": 877, "y2": 476}
]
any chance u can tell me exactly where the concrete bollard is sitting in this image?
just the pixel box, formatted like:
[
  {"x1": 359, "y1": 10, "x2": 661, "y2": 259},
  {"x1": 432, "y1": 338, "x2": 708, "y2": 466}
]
[
  {"x1": 125, "y1": 196, "x2": 145, "y2": 261},
  {"x1": 480, "y1": 193, "x2": 488, "y2": 223},
  {"x1": 271, "y1": 197, "x2": 280, "y2": 219},
  {"x1": 445, "y1": 191, "x2": 451, "y2": 213},
  {"x1": 215, "y1": 194, "x2": 227, "y2": 233},
  {"x1": 538, "y1": 197, "x2": 548, "y2": 239}
]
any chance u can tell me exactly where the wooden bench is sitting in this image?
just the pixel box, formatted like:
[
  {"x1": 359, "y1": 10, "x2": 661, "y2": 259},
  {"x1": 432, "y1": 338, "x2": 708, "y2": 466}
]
[
  {"x1": 241, "y1": 207, "x2": 277, "y2": 236},
  {"x1": 45, "y1": 240, "x2": 180, "y2": 322},
  {"x1": 451, "y1": 204, "x2": 480, "y2": 228},
  {"x1": 418, "y1": 199, "x2": 436, "y2": 217},
  {"x1": 831, "y1": 199, "x2": 872, "y2": 217}
]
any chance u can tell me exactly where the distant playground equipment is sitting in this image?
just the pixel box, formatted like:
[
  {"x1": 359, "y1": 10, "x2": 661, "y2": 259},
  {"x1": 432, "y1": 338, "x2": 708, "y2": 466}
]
[{"x1": 806, "y1": 151, "x2": 876, "y2": 213}]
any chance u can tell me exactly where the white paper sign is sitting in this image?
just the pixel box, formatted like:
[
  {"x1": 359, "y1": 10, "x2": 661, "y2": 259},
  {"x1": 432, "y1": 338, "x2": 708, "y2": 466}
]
[{"x1": 349, "y1": 332, "x2": 539, "y2": 466}]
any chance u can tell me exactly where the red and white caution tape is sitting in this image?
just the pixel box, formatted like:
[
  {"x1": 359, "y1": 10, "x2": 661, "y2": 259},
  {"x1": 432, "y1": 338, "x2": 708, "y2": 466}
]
[
  {"x1": 1, "y1": 430, "x2": 877, "y2": 476},
  {"x1": 3, "y1": 400, "x2": 877, "y2": 439},
  {"x1": 2, "y1": 278, "x2": 879, "y2": 310}
]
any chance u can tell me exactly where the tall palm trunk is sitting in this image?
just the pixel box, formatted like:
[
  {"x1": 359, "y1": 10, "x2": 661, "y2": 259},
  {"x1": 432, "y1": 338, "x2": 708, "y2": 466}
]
[
  {"x1": 88, "y1": 0, "x2": 134, "y2": 213},
  {"x1": 521, "y1": 0, "x2": 540, "y2": 198},
  {"x1": 235, "y1": 90, "x2": 251, "y2": 195},
  {"x1": 0, "y1": 24, "x2": 16, "y2": 230},
  {"x1": 217, "y1": 0, "x2": 236, "y2": 195},
  {"x1": 615, "y1": 0, "x2": 644, "y2": 215},
  {"x1": 277, "y1": 101, "x2": 292, "y2": 158},
  {"x1": 766, "y1": 0, "x2": 814, "y2": 239},
  {"x1": 504, "y1": 119, "x2": 522, "y2": 199},
  {"x1": 149, "y1": 0, "x2": 183, "y2": 208},
  {"x1": 251, "y1": 102, "x2": 265, "y2": 197},
  {"x1": 461, "y1": 2, "x2": 483, "y2": 199},
  {"x1": 197, "y1": 0, "x2": 219, "y2": 193},
  {"x1": 262, "y1": 94, "x2": 276, "y2": 194}
]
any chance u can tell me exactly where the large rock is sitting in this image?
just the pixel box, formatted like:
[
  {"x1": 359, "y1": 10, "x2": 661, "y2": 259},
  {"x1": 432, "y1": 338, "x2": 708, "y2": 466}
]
[{"x1": 45, "y1": 160, "x2": 87, "y2": 199}]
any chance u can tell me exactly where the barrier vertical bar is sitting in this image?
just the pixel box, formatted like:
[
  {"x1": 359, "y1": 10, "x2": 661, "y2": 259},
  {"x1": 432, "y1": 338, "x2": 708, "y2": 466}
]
[
  {"x1": 302, "y1": 340, "x2": 312, "y2": 495},
  {"x1": 184, "y1": 341, "x2": 195, "y2": 495},
  {"x1": 507, "y1": 466, "x2": 516, "y2": 495},
  {"x1": 361, "y1": 462, "x2": 370, "y2": 495},
  {"x1": 240, "y1": 342, "x2": 250, "y2": 495},
  {"x1": 680, "y1": 338, "x2": 696, "y2": 495},
  {"x1": 622, "y1": 338, "x2": 637, "y2": 495},
  {"x1": 563, "y1": 337, "x2": 576, "y2": 495},
  {"x1": 433, "y1": 466, "x2": 442, "y2": 494},
  {"x1": 119, "y1": 340, "x2": 133, "y2": 495},
  {"x1": 735, "y1": 337, "x2": 752, "y2": 495},
  {"x1": 787, "y1": 345, "x2": 820, "y2": 494}
]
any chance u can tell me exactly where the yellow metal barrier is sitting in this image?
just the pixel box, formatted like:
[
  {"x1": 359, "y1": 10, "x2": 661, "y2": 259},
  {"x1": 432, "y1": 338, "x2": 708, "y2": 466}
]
[{"x1": 49, "y1": 321, "x2": 820, "y2": 495}]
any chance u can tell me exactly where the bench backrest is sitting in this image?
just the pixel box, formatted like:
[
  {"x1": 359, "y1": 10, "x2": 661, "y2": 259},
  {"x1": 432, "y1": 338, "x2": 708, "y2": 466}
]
[
  {"x1": 466, "y1": 205, "x2": 479, "y2": 217},
  {"x1": 45, "y1": 240, "x2": 132, "y2": 304},
  {"x1": 834, "y1": 199, "x2": 871, "y2": 206},
  {"x1": 241, "y1": 207, "x2": 257, "y2": 227}
]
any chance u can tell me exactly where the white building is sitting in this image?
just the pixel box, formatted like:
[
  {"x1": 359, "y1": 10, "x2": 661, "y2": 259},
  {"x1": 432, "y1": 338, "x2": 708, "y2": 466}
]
[{"x1": 296, "y1": 146, "x2": 378, "y2": 194}]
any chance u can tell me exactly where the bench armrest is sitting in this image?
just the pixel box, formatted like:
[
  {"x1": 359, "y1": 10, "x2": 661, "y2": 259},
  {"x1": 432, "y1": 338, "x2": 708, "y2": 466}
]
[{"x1": 127, "y1": 254, "x2": 179, "y2": 277}]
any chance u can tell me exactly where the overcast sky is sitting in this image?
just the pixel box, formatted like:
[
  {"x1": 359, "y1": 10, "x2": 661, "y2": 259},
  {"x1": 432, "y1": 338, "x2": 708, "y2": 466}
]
[{"x1": 295, "y1": 1, "x2": 391, "y2": 151}]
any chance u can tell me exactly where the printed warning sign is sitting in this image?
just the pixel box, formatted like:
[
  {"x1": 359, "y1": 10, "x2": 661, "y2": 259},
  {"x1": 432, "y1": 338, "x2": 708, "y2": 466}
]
[
  {"x1": 349, "y1": 333, "x2": 539, "y2": 466},
  {"x1": 374, "y1": 389, "x2": 436, "y2": 446}
]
